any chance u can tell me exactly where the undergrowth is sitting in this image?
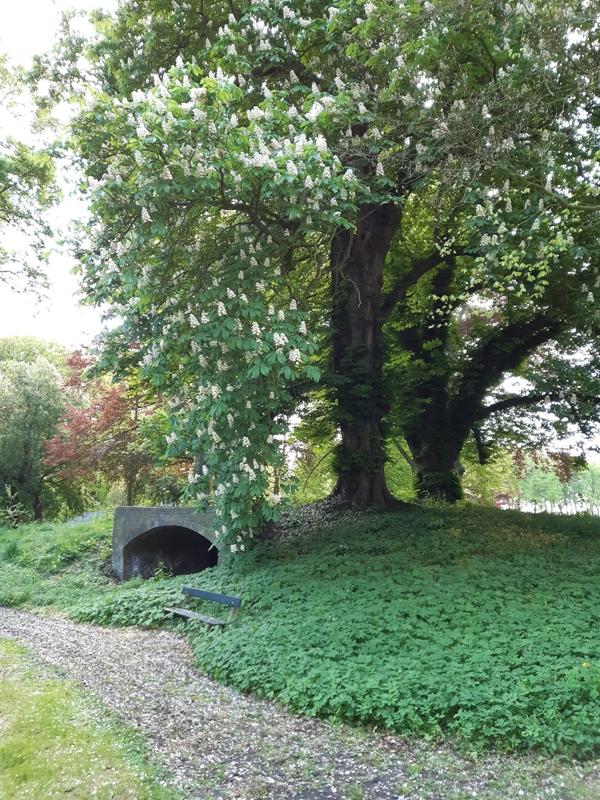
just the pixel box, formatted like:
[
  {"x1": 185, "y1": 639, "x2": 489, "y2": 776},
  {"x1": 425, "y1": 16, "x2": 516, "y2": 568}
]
[
  {"x1": 0, "y1": 514, "x2": 114, "y2": 609},
  {"x1": 3, "y1": 504, "x2": 600, "y2": 757}
]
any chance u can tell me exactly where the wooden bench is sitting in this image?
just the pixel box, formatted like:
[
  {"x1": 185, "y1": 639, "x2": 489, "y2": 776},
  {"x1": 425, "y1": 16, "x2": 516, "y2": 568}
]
[{"x1": 164, "y1": 586, "x2": 242, "y2": 627}]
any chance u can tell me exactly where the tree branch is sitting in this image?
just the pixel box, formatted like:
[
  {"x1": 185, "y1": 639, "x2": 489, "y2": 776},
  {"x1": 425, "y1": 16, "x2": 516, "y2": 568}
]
[
  {"x1": 481, "y1": 391, "x2": 600, "y2": 420},
  {"x1": 478, "y1": 393, "x2": 547, "y2": 419},
  {"x1": 448, "y1": 315, "x2": 563, "y2": 440},
  {"x1": 391, "y1": 436, "x2": 416, "y2": 471},
  {"x1": 471, "y1": 425, "x2": 488, "y2": 465},
  {"x1": 382, "y1": 252, "x2": 450, "y2": 320}
]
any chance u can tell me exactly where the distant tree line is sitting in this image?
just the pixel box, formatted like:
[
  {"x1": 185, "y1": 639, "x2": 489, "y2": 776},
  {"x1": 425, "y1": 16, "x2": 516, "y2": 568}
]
[{"x1": 0, "y1": 337, "x2": 193, "y2": 525}]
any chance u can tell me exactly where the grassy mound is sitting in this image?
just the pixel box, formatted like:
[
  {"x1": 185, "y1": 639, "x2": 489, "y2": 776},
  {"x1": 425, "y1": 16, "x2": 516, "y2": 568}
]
[
  {"x1": 3, "y1": 504, "x2": 600, "y2": 756},
  {"x1": 0, "y1": 514, "x2": 114, "y2": 609}
]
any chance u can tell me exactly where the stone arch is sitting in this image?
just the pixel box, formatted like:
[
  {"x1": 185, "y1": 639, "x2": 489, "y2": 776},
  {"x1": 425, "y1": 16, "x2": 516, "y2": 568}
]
[
  {"x1": 123, "y1": 525, "x2": 218, "y2": 580},
  {"x1": 112, "y1": 507, "x2": 219, "y2": 581}
]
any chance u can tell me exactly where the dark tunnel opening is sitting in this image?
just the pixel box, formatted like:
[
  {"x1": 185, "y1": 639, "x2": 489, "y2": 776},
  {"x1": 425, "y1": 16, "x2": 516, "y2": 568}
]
[{"x1": 122, "y1": 525, "x2": 218, "y2": 580}]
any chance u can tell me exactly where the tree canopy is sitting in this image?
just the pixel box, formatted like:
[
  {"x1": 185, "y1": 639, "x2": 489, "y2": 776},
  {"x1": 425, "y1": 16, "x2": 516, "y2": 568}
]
[
  {"x1": 0, "y1": 55, "x2": 58, "y2": 295},
  {"x1": 60, "y1": 0, "x2": 600, "y2": 547}
]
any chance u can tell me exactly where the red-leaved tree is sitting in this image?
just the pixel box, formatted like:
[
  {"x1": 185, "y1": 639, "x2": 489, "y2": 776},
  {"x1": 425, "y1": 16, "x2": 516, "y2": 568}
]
[{"x1": 45, "y1": 351, "x2": 153, "y2": 505}]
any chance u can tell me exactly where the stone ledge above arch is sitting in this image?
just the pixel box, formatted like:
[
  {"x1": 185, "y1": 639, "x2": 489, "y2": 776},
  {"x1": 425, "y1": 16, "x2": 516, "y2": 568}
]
[{"x1": 112, "y1": 506, "x2": 218, "y2": 580}]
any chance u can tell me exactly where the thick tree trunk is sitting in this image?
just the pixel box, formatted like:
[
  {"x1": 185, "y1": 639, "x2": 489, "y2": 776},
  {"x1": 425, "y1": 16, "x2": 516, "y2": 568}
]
[
  {"x1": 330, "y1": 202, "x2": 402, "y2": 508},
  {"x1": 402, "y1": 374, "x2": 472, "y2": 502},
  {"x1": 402, "y1": 314, "x2": 564, "y2": 502},
  {"x1": 409, "y1": 316, "x2": 564, "y2": 502},
  {"x1": 32, "y1": 493, "x2": 43, "y2": 522},
  {"x1": 404, "y1": 387, "x2": 465, "y2": 503},
  {"x1": 406, "y1": 431, "x2": 465, "y2": 503},
  {"x1": 398, "y1": 262, "x2": 467, "y2": 503}
]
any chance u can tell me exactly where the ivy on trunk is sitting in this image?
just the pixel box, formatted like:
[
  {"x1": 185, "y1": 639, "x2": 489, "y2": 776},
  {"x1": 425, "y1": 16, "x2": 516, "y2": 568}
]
[{"x1": 330, "y1": 202, "x2": 402, "y2": 508}]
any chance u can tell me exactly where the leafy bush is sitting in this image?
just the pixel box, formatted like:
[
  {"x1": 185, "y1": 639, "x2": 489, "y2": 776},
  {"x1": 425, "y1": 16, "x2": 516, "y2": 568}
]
[
  {"x1": 70, "y1": 576, "x2": 190, "y2": 628},
  {"x1": 0, "y1": 514, "x2": 112, "y2": 574},
  {"x1": 6, "y1": 504, "x2": 600, "y2": 756}
]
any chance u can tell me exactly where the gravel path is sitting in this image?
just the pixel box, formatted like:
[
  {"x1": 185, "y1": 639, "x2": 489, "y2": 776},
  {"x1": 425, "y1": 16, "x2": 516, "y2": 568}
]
[{"x1": 0, "y1": 607, "x2": 597, "y2": 800}]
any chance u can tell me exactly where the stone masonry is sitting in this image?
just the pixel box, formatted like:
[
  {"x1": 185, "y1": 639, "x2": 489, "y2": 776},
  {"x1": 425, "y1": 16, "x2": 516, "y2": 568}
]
[{"x1": 112, "y1": 506, "x2": 220, "y2": 581}]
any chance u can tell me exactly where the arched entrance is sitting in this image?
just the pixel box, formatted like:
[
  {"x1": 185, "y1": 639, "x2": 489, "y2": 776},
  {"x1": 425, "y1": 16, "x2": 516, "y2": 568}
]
[{"x1": 122, "y1": 525, "x2": 218, "y2": 580}]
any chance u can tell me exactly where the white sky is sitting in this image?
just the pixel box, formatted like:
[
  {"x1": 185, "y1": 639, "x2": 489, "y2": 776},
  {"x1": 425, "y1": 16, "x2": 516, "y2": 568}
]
[{"x1": 0, "y1": 0, "x2": 119, "y2": 349}]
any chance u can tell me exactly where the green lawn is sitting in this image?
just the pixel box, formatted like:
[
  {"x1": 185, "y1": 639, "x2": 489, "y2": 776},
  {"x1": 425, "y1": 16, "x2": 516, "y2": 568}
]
[
  {"x1": 0, "y1": 638, "x2": 181, "y2": 800},
  {"x1": 2, "y1": 503, "x2": 600, "y2": 756}
]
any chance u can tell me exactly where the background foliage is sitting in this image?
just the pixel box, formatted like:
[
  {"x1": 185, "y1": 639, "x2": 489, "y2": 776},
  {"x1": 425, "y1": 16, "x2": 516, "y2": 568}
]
[
  {"x1": 0, "y1": 337, "x2": 199, "y2": 524},
  {"x1": 0, "y1": 54, "x2": 58, "y2": 296}
]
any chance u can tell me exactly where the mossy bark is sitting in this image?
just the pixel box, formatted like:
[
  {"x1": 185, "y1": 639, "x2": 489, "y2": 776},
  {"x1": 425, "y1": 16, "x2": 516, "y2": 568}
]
[
  {"x1": 401, "y1": 312, "x2": 563, "y2": 503},
  {"x1": 329, "y1": 202, "x2": 402, "y2": 509}
]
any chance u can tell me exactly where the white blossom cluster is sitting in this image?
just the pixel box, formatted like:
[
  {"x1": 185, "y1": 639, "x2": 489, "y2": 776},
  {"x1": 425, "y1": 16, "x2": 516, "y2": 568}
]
[
  {"x1": 132, "y1": 224, "x2": 318, "y2": 549},
  {"x1": 463, "y1": 182, "x2": 580, "y2": 302},
  {"x1": 78, "y1": 0, "x2": 597, "y2": 551}
]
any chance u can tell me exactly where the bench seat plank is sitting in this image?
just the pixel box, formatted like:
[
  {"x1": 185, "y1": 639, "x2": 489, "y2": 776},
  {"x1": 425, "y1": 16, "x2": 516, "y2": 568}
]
[
  {"x1": 181, "y1": 586, "x2": 242, "y2": 607},
  {"x1": 163, "y1": 606, "x2": 227, "y2": 626}
]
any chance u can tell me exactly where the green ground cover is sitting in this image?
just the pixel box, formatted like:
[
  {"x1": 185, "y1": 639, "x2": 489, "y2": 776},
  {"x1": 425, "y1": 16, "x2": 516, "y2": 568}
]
[
  {"x1": 0, "y1": 513, "x2": 114, "y2": 609},
  {"x1": 2, "y1": 504, "x2": 600, "y2": 756},
  {"x1": 0, "y1": 638, "x2": 181, "y2": 799}
]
